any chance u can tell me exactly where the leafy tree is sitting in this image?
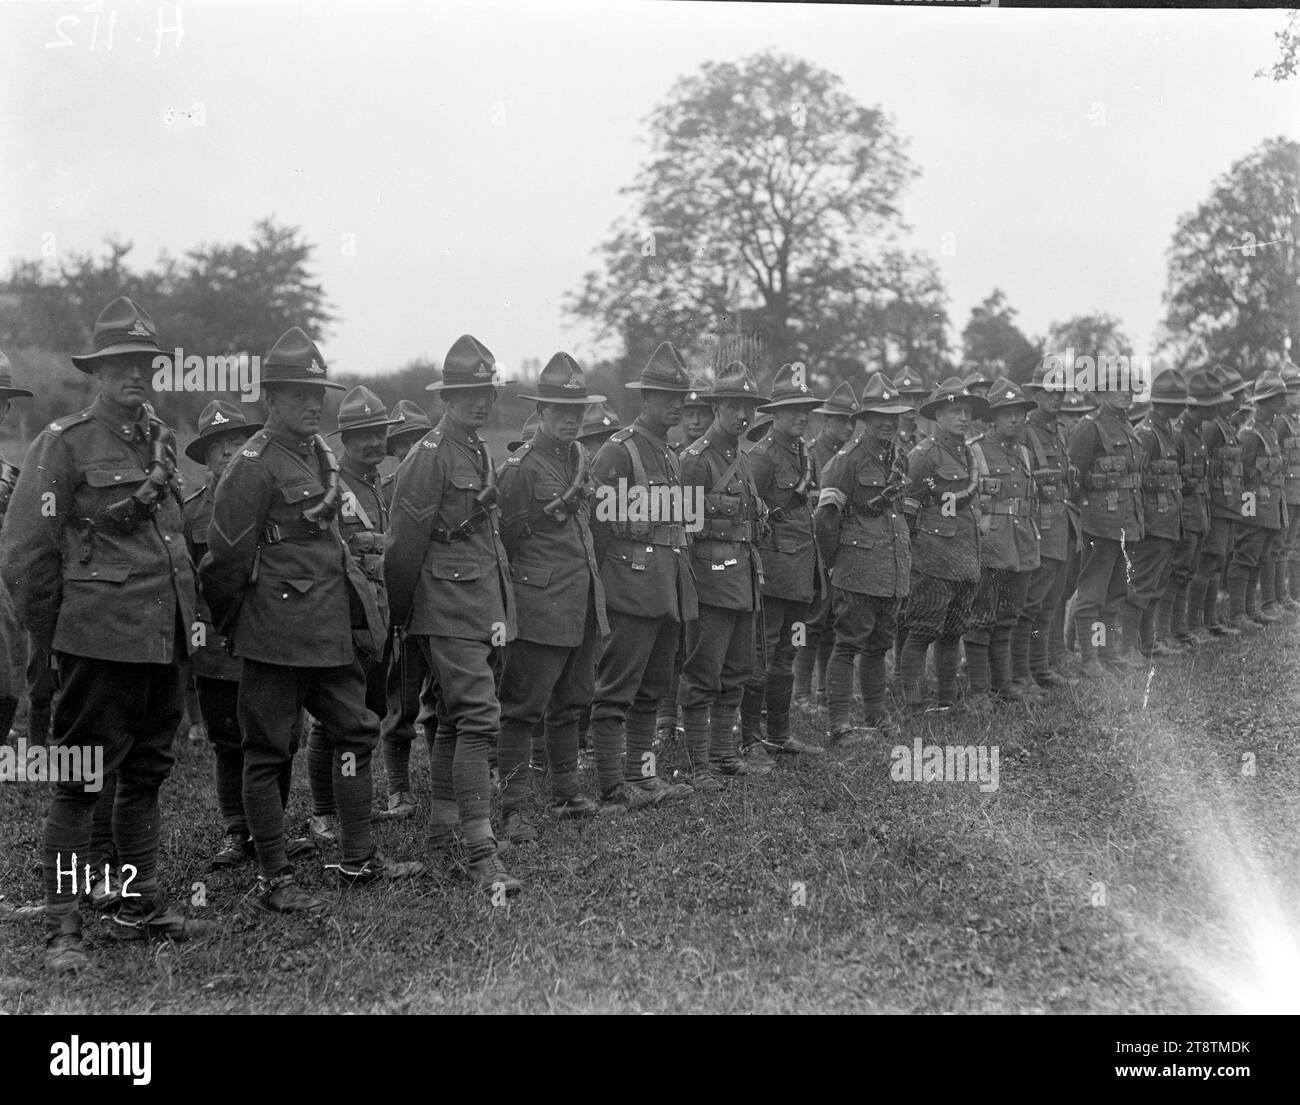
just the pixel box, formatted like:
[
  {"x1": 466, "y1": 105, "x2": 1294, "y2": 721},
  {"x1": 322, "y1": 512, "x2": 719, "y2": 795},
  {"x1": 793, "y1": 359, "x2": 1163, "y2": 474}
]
[
  {"x1": 568, "y1": 51, "x2": 933, "y2": 386},
  {"x1": 960, "y1": 289, "x2": 1040, "y2": 383},
  {"x1": 1160, "y1": 137, "x2": 1300, "y2": 376},
  {"x1": 1257, "y1": 9, "x2": 1300, "y2": 81}
]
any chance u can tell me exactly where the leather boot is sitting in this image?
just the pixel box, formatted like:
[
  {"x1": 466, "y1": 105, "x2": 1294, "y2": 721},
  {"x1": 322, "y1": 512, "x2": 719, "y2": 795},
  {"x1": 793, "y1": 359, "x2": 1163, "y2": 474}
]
[
  {"x1": 763, "y1": 673, "x2": 821, "y2": 755},
  {"x1": 1105, "y1": 606, "x2": 1143, "y2": 669},
  {"x1": 989, "y1": 626, "x2": 1026, "y2": 700},
  {"x1": 712, "y1": 704, "x2": 768, "y2": 776}
]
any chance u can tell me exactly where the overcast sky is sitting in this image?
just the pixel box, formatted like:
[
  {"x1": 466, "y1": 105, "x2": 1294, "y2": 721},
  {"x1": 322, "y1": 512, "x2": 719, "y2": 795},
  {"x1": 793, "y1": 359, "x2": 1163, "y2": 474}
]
[{"x1": 3, "y1": 1, "x2": 1297, "y2": 379}]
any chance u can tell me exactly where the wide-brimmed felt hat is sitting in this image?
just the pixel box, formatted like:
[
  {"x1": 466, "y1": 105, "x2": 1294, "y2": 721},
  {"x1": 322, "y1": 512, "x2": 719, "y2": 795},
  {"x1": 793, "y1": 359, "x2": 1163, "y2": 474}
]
[
  {"x1": 626, "y1": 342, "x2": 693, "y2": 392},
  {"x1": 71, "y1": 297, "x2": 167, "y2": 373},
  {"x1": 518, "y1": 351, "x2": 606, "y2": 405},
  {"x1": 857, "y1": 372, "x2": 913, "y2": 417},
  {"x1": 919, "y1": 376, "x2": 990, "y2": 421},
  {"x1": 813, "y1": 380, "x2": 857, "y2": 417},
  {"x1": 1212, "y1": 365, "x2": 1250, "y2": 397},
  {"x1": 1253, "y1": 370, "x2": 1288, "y2": 403},
  {"x1": 386, "y1": 399, "x2": 433, "y2": 453},
  {"x1": 1185, "y1": 369, "x2": 1228, "y2": 407},
  {"x1": 184, "y1": 400, "x2": 262, "y2": 463},
  {"x1": 1025, "y1": 360, "x2": 1062, "y2": 391},
  {"x1": 426, "y1": 334, "x2": 503, "y2": 392},
  {"x1": 891, "y1": 368, "x2": 929, "y2": 398},
  {"x1": 579, "y1": 401, "x2": 622, "y2": 442},
  {"x1": 962, "y1": 370, "x2": 994, "y2": 394},
  {"x1": 985, "y1": 377, "x2": 1035, "y2": 414},
  {"x1": 1279, "y1": 362, "x2": 1300, "y2": 394},
  {"x1": 683, "y1": 373, "x2": 715, "y2": 409},
  {"x1": 744, "y1": 414, "x2": 773, "y2": 442},
  {"x1": 1060, "y1": 391, "x2": 1097, "y2": 414},
  {"x1": 0, "y1": 351, "x2": 33, "y2": 399},
  {"x1": 330, "y1": 385, "x2": 400, "y2": 437},
  {"x1": 1149, "y1": 369, "x2": 1188, "y2": 405},
  {"x1": 1128, "y1": 399, "x2": 1151, "y2": 425},
  {"x1": 508, "y1": 411, "x2": 541, "y2": 453},
  {"x1": 708, "y1": 361, "x2": 767, "y2": 403},
  {"x1": 261, "y1": 327, "x2": 345, "y2": 391},
  {"x1": 757, "y1": 362, "x2": 819, "y2": 412}
]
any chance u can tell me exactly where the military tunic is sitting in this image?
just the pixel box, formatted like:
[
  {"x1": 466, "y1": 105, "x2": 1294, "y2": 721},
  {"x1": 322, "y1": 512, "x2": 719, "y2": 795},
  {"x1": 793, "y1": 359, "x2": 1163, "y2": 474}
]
[
  {"x1": 383, "y1": 414, "x2": 516, "y2": 840},
  {"x1": 1126, "y1": 413, "x2": 1183, "y2": 626},
  {"x1": 1019, "y1": 410, "x2": 1072, "y2": 680},
  {"x1": 496, "y1": 427, "x2": 609, "y2": 808},
  {"x1": 589, "y1": 418, "x2": 700, "y2": 793},
  {"x1": 1227, "y1": 416, "x2": 1286, "y2": 618},
  {"x1": 1, "y1": 396, "x2": 196, "y2": 663},
  {"x1": 0, "y1": 395, "x2": 194, "y2": 920},
  {"x1": 200, "y1": 425, "x2": 386, "y2": 875},
  {"x1": 1067, "y1": 408, "x2": 1145, "y2": 654},
  {"x1": 815, "y1": 436, "x2": 911, "y2": 726}
]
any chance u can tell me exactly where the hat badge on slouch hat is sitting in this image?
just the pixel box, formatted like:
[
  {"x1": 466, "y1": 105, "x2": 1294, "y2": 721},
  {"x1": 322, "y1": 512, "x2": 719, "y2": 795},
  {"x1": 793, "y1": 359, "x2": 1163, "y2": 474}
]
[{"x1": 70, "y1": 296, "x2": 167, "y2": 373}]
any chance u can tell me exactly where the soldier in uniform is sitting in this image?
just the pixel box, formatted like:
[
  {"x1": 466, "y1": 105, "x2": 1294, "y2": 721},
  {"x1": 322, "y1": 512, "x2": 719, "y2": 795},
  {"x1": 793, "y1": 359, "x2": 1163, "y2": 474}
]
[
  {"x1": 0, "y1": 351, "x2": 33, "y2": 742},
  {"x1": 888, "y1": 369, "x2": 932, "y2": 683},
  {"x1": 201, "y1": 328, "x2": 420, "y2": 915},
  {"x1": 791, "y1": 381, "x2": 857, "y2": 715},
  {"x1": 1125, "y1": 371, "x2": 1188, "y2": 659},
  {"x1": 1016, "y1": 363, "x2": 1076, "y2": 689},
  {"x1": 376, "y1": 398, "x2": 435, "y2": 820},
  {"x1": 384, "y1": 335, "x2": 521, "y2": 893},
  {"x1": 963, "y1": 380, "x2": 1041, "y2": 703},
  {"x1": 896, "y1": 378, "x2": 987, "y2": 710},
  {"x1": 740, "y1": 363, "x2": 826, "y2": 760},
  {"x1": 1226, "y1": 371, "x2": 1289, "y2": 630},
  {"x1": 1188, "y1": 366, "x2": 1251, "y2": 639},
  {"x1": 813, "y1": 372, "x2": 912, "y2": 741},
  {"x1": 656, "y1": 376, "x2": 713, "y2": 743},
  {"x1": 1160, "y1": 369, "x2": 1223, "y2": 647},
  {"x1": 587, "y1": 343, "x2": 698, "y2": 810},
  {"x1": 580, "y1": 402, "x2": 622, "y2": 451},
  {"x1": 1, "y1": 297, "x2": 215, "y2": 971},
  {"x1": 495, "y1": 353, "x2": 608, "y2": 843},
  {"x1": 1067, "y1": 375, "x2": 1145, "y2": 677},
  {"x1": 1053, "y1": 390, "x2": 1096, "y2": 664},
  {"x1": 678, "y1": 362, "x2": 770, "y2": 785},
  {"x1": 181, "y1": 399, "x2": 297, "y2": 871},
  {"x1": 303, "y1": 386, "x2": 399, "y2": 842},
  {"x1": 1277, "y1": 363, "x2": 1300, "y2": 612}
]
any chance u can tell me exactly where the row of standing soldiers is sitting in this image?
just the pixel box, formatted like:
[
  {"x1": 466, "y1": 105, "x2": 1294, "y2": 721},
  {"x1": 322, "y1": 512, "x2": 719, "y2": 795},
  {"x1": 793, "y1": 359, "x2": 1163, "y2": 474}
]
[{"x1": 1, "y1": 296, "x2": 1297, "y2": 975}]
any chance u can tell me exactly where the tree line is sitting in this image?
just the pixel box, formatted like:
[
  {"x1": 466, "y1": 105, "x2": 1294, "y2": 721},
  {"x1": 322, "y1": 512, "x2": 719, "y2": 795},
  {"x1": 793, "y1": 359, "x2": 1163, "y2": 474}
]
[{"x1": 2, "y1": 52, "x2": 1296, "y2": 444}]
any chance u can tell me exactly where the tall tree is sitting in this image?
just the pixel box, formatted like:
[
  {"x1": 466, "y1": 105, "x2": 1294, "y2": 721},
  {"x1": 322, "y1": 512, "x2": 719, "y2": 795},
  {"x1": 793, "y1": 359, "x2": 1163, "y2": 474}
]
[
  {"x1": 1160, "y1": 137, "x2": 1300, "y2": 376},
  {"x1": 568, "y1": 51, "x2": 929, "y2": 384},
  {"x1": 1257, "y1": 9, "x2": 1300, "y2": 81},
  {"x1": 961, "y1": 289, "x2": 1040, "y2": 382}
]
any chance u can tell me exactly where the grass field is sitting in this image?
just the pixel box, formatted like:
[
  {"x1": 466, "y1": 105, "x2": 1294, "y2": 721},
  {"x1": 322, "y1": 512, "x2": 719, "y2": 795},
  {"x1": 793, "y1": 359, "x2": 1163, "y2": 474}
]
[{"x1": 2, "y1": 615, "x2": 1298, "y2": 1015}]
